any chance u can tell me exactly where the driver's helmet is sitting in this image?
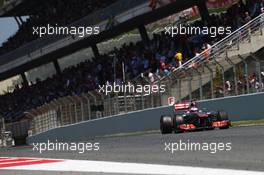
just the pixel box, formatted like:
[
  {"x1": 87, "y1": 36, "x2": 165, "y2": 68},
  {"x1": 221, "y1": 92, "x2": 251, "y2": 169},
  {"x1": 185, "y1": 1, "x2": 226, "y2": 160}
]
[
  {"x1": 190, "y1": 107, "x2": 198, "y2": 112},
  {"x1": 190, "y1": 101, "x2": 196, "y2": 107}
]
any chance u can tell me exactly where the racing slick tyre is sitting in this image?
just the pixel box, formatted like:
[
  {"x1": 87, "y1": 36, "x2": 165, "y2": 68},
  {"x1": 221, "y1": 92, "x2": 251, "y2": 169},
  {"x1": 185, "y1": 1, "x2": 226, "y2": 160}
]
[
  {"x1": 160, "y1": 116, "x2": 173, "y2": 134},
  {"x1": 218, "y1": 111, "x2": 230, "y2": 129},
  {"x1": 173, "y1": 115, "x2": 184, "y2": 133}
]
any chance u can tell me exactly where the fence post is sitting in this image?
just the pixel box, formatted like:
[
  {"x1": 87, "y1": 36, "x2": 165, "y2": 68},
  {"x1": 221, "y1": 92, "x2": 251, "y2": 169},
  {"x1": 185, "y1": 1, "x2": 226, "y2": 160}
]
[
  {"x1": 124, "y1": 91, "x2": 128, "y2": 113},
  {"x1": 237, "y1": 32, "x2": 240, "y2": 50},
  {"x1": 177, "y1": 78, "x2": 182, "y2": 102},
  {"x1": 168, "y1": 73, "x2": 179, "y2": 100},
  {"x1": 156, "y1": 76, "x2": 162, "y2": 107},
  {"x1": 81, "y1": 101, "x2": 85, "y2": 121},
  {"x1": 205, "y1": 64, "x2": 214, "y2": 99},
  {"x1": 84, "y1": 95, "x2": 91, "y2": 120},
  {"x1": 238, "y1": 55, "x2": 250, "y2": 94},
  {"x1": 132, "y1": 92, "x2": 136, "y2": 111},
  {"x1": 24, "y1": 110, "x2": 38, "y2": 135},
  {"x1": 114, "y1": 94, "x2": 119, "y2": 114},
  {"x1": 248, "y1": 27, "x2": 251, "y2": 43},
  {"x1": 192, "y1": 67, "x2": 203, "y2": 100},
  {"x1": 182, "y1": 69, "x2": 193, "y2": 101},
  {"x1": 108, "y1": 95, "x2": 112, "y2": 116},
  {"x1": 97, "y1": 91, "x2": 105, "y2": 118},
  {"x1": 214, "y1": 59, "x2": 226, "y2": 97},
  {"x1": 0, "y1": 117, "x2": 5, "y2": 143},
  {"x1": 225, "y1": 55, "x2": 238, "y2": 95},
  {"x1": 141, "y1": 90, "x2": 144, "y2": 110},
  {"x1": 88, "y1": 92, "x2": 98, "y2": 118},
  {"x1": 250, "y1": 54, "x2": 263, "y2": 86},
  {"x1": 69, "y1": 103, "x2": 73, "y2": 124}
]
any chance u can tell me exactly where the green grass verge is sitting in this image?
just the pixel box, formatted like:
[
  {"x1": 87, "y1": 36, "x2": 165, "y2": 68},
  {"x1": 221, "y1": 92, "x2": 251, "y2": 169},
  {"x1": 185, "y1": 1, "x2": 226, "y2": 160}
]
[
  {"x1": 232, "y1": 119, "x2": 264, "y2": 127},
  {"x1": 96, "y1": 130, "x2": 160, "y2": 138}
]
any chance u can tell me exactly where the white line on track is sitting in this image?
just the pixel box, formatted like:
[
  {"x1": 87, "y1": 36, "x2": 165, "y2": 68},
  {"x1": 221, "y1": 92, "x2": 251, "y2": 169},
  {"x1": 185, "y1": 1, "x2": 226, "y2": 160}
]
[{"x1": 2, "y1": 158, "x2": 264, "y2": 175}]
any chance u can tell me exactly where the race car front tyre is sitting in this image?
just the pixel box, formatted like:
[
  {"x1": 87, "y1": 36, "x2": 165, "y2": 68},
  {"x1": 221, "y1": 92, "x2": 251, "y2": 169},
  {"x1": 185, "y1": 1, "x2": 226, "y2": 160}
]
[
  {"x1": 160, "y1": 115, "x2": 173, "y2": 134},
  {"x1": 218, "y1": 111, "x2": 230, "y2": 129}
]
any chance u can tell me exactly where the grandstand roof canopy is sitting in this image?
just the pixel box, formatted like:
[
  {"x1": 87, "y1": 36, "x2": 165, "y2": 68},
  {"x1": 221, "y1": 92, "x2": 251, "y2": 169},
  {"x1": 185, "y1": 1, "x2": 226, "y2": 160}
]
[
  {"x1": 0, "y1": 0, "x2": 205, "y2": 81},
  {"x1": 0, "y1": 0, "x2": 37, "y2": 17}
]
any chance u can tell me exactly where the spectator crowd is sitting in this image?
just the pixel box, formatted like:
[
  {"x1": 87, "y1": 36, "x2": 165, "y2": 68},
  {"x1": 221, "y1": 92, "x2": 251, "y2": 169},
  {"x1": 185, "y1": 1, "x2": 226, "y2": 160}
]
[
  {"x1": 0, "y1": 0, "x2": 263, "y2": 122},
  {"x1": 214, "y1": 72, "x2": 264, "y2": 98}
]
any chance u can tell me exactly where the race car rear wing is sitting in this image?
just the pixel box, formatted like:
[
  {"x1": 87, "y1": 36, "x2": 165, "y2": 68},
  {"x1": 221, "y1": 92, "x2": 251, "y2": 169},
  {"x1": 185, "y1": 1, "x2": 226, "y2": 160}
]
[
  {"x1": 174, "y1": 102, "x2": 192, "y2": 111},
  {"x1": 168, "y1": 97, "x2": 196, "y2": 111}
]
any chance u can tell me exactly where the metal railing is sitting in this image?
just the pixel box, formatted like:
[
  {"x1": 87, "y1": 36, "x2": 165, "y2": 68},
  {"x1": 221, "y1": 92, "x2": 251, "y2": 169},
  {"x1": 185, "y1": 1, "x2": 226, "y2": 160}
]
[
  {"x1": 138, "y1": 13, "x2": 264, "y2": 100},
  {"x1": 172, "y1": 15, "x2": 264, "y2": 74}
]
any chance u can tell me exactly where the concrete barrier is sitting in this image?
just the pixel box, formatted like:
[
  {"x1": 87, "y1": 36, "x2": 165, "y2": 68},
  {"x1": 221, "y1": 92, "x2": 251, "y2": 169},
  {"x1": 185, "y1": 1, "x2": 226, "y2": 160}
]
[
  {"x1": 198, "y1": 92, "x2": 264, "y2": 121},
  {"x1": 27, "y1": 92, "x2": 264, "y2": 144}
]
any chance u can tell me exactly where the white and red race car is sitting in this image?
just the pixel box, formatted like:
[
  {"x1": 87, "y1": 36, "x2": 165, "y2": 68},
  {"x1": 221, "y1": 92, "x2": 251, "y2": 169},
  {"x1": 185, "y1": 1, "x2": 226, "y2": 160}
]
[{"x1": 160, "y1": 99, "x2": 231, "y2": 134}]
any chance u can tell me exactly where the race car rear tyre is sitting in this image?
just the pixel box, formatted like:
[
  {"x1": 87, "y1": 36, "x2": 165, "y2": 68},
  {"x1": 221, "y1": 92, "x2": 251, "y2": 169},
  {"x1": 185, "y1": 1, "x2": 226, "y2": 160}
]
[
  {"x1": 218, "y1": 111, "x2": 229, "y2": 129},
  {"x1": 218, "y1": 111, "x2": 229, "y2": 121},
  {"x1": 160, "y1": 116, "x2": 173, "y2": 134}
]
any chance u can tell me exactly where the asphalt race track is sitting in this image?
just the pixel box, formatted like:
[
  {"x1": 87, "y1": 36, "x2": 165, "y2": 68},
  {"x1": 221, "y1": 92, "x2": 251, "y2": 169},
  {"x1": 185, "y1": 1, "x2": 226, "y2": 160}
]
[{"x1": 1, "y1": 125, "x2": 264, "y2": 175}]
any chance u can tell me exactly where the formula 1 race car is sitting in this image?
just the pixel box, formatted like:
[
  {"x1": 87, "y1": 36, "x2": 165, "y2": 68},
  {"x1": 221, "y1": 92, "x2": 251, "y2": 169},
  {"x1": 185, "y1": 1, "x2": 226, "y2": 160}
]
[{"x1": 160, "y1": 99, "x2": 231, "y2": 134}]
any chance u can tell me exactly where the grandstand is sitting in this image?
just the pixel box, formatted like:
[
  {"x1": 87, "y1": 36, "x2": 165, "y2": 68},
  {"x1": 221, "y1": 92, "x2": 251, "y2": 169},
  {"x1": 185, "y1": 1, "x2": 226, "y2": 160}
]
[{"x1": 0, "y1": 0, "x2": 263, "y2": 144}]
